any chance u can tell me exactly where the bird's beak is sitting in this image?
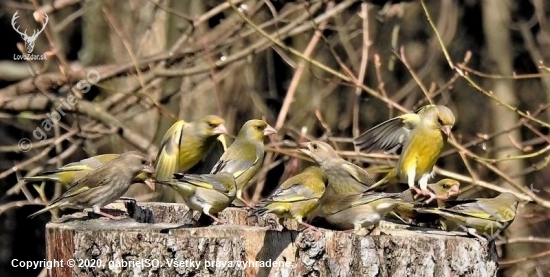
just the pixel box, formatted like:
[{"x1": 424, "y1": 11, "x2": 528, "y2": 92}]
[
  {"x1": 143, "y1": 165, "x2": 156, "y2": 191},
  {"x1": 263, "y1": 125, "x2": 277, "y2": 136},
  {"x1": 214, "y1": 124, "x2": 228, "y2": 135},
  {"x1": 441, "y1": 125, "x2": 452, "y2": 136},
  {"x1": 449, "y1": 185, "x2": 460, "y2": 196},
  {"x1": 143, "y1": 164, "x2": 155, "y2": 175},
  {"x1": 144, "y1": 179, "x2": 156, "y2": 191},
  {"x1": 298, "y1": 142, "x2": 311, "y2": 155}
]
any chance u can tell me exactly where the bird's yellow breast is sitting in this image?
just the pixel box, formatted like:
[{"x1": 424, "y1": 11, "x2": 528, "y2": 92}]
[
  {"x1": 177, "y1": 148, "x2": 204, "y2": 172},
  {"x1": 397, "y1": 128, "x2": 444, "y2": 180},
  {"x1": 177, "y1": 136, "x2": 217, "y2": 172}
]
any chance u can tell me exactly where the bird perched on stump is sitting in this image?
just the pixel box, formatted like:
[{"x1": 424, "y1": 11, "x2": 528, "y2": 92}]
[
  {"x1": 298, "y1": 140, "x2": 376, "y2": 223},
  {"x1": 415, "y1": 192, "x2": 521, "y2": 241},
  {"x1": 28, "y1": 151, "x2": 155, "y2": 219},
  {"x1": 251, "y1": 166, "x2": 328, "y2": 230},
  {"x1": 210, "y1": 119, "x2": 277, "y2": 207},
  {"x1": 354, "y1": 104, "x2": 456, "y2": 203},
  {"x1": 157, "y1": 172, "x2": 236, "y2": 223},
  {"x1": 319, "y1": 191, "x2": 403, "y2": 235},
  {"x1": 23, "y1": 154, "x2": 155, "y2": 190},
  {"x1": 390, "y1": 178, "x2": 461, "y2": 225}
]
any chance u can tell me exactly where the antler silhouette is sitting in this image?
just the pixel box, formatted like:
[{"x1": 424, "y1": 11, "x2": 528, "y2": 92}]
[
  {"x1": 11, "y1": 11, "x2": 27, "y2": 38},
  {"x1": 11, "y1": 11, "x2": 49, "y2": 53}
]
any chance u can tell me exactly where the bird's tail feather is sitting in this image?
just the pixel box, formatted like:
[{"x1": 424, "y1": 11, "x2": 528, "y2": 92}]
[
  {"x1": 250, "y1": 206, "x2": 268, "y2": 217},
  {"x1": 28, "y1": 202, "x2": 62, "y2": 218},
  {"x1": 365, "y1": 175, "x2": 390, "y2": 191},
  {"x1": 414, "y1": 208, "x2": 442, "y2": 216},
  {"x1": 23, "y1": 176, "x2": 58, "y2": 183}
]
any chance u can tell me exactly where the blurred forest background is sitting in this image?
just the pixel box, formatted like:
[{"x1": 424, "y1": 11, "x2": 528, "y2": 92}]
[{"x1": 0, "y1": 0, "x2": 549, "y2": 276}]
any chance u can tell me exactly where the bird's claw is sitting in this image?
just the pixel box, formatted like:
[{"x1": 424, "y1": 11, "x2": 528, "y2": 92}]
[
  {"x1": 411, "y1": 187, "x2": 424, "y2": 199},
  {"x1": 207, "y1": 214, "x2": 226, "y2": 225},
  {"x1": 236, "y1": 197, "x2": 255, "y2": 209},
  {"x1": 424, "y1": 192, "x2": 450, "y2": 204},
  {"x1": 299, "y1": 222, "x2": 319, "y2": 232},
  {"x1": 95, "y1": 211, "x2": 126, "y2": 220},
  {"x1": 115, "y1": 197, "x2": 137, "y2": 208}
]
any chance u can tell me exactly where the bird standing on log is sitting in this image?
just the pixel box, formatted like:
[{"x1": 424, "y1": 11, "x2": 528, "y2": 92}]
[
  {"x1": 298, "y1": 141, "x2": 376, "y2": 224},
  {"x1": 251, "y1": 166, "x2": 328, "y2": 230},
  {"x1": 210, "y1": 119, "x2": 277, "y2": 207},
  {"x1": 157, "y1": 172, "x2": 237, "y2": 223},
  {"x1": 23, "y1": 154, "x2": 155, "y2": 190},
  {"x1": 28, "y1": 151, "x2": 155, "y2": 219},
  {"x1": 415, "y1": 192, "x2": 521, "y2": 241}
]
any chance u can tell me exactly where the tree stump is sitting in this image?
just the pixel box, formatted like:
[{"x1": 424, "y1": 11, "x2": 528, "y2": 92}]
[{"x1": 45, "y1": 202, "x2": 498, "y2": 277}]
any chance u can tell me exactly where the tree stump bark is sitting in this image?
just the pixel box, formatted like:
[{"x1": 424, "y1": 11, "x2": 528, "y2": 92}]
[{"x1": 45, "y1": 202, "x2": 498, "y2": 277}]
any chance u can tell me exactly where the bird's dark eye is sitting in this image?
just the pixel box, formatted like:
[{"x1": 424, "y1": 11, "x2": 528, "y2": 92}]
[
  {"x1": 437, "y1": 118, "x2": 444, "y2": 125},
  {"x1": 208, "y1": 122, "x2": 216, "y2": 128},
  {"x1": 312, "y1": 144, "x2": 318, "y2": 149},
  {"x1": 141, "y1": 159, "x2": 147, "y2": 165},
  {"x1": 256, "y1": 125, "x2": 263, "y2": 130}
]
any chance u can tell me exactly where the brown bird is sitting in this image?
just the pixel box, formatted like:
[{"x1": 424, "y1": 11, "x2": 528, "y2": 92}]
[
  {"x1": 23, "y1": 154, "x2": 155, "y2": 191},
  {"x1": 299, "y1": 141, "x2": 376, "y2": 223},
  {"x1": 28, "y1": 151, "x2": 155, "y2": 219}
]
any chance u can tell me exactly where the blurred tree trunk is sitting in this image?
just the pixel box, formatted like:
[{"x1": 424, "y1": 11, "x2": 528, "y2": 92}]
[
  {"x1": 152, "y1": 1, "x2": 204, "y2": 203},
  {"x1": 154, "y1": 0, "x2": 193, "y2": 147},
  {"x1": 481, "y1": 1, "x2": 531, "y2": 276},
  {"x1": 80, "y1": 0, "x2": 165, "y2": 154},
  {"x1": 79, "y1": 0, "x2": 166, "y2": 198}
]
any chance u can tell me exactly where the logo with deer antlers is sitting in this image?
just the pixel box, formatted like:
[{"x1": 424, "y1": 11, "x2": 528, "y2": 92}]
[{"x1": 11, "y1": 11, "x2": 48, "y2": 54}]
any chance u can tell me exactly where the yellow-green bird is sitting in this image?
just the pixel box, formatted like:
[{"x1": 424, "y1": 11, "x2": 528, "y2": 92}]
[
  {"x1": 210, "y1": 119, "x2": 277, "y2": 207},
  {"x1": 391, "y1": 178, "x2": 461, "y2": 225},
  {"x1": 252, "y1": 166, "x2": 328, "y2": 230},
  {"x1": 157, "y1": 172, "x2": 236, "y2": 223},
  {"x1": 320, "y1": 191, "x2": 402, "y2": 235},
  {"x1": 23, "y1": 154, "x2": 155, "y2": 191},
  {"x1": 354, "y1": 104, "x2": 456, "y2": 203},
  {"x1": 154, "y1": 115, "x2": 228, "y2": 182},
  {"x1": 28, "y1": 151, "x2": 155, "y2": 219},
  {"x1": 415, "y1": 192, "x2": 521, "y2": 240}
]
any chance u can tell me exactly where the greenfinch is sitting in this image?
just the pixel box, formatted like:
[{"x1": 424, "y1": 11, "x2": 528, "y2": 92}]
[
  {"x1": 23, "y1": 154, "x2": 154, "y2": 191},
  {"x1": 354, "y1": 104, "x2": 456, "y2": 202},
  {"x1": 390, "y1": 178, "x2": 461, "y2": 225},
  {"x1": 28, "y1": 151, "x2": 155, "y2": 219},
  {"x1": 299, "y1": 141, "x2": 375, "y2": 223},
  {"x1": 154, "y1": 115, "x2": 228, "y2": 182},
  {"x1": 210, "y1": 119, "x2": 277, "y2": 207},
  {"x1": 157, "y1": 172, "x2": 236, "y2": 223},
  {"x1": 299, "y1": 141, "x2": 374, "y2": 196},
  {"x1": 415, "y1": 192, "x2": 520, "y2": 240},
  {"x1": 319, "y1": 191, "x2": 402, "y2": 235},
  {"x1": 251, "y1": 166, "x2": 328, "y2": 230}
]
